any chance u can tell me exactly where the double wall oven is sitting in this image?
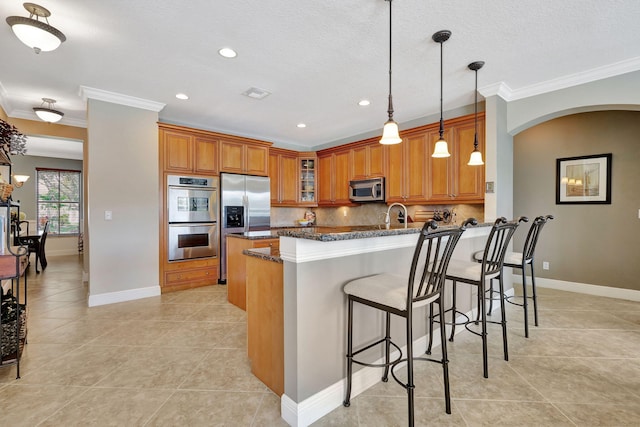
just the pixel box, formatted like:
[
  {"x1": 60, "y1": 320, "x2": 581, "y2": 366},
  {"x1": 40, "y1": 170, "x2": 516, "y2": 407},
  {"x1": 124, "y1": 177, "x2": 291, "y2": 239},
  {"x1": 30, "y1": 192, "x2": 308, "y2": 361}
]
[{"x1": 167, "y1": 175, "x2": 218, "y2": 262}]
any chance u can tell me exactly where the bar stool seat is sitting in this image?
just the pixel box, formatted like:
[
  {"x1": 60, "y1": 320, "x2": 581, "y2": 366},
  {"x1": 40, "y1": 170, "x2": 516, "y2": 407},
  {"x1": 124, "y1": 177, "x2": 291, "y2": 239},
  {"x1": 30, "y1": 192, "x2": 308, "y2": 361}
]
[{"x1": 343, "y1": 218, "x2": 477, "y2": 426}]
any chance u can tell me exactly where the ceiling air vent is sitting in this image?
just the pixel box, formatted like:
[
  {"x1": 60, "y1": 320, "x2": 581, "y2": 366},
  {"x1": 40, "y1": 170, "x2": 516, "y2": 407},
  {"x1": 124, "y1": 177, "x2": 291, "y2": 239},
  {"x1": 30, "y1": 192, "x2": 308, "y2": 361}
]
[{"x1": 242, "y1": 87, "x2": 271, "y2": 100}]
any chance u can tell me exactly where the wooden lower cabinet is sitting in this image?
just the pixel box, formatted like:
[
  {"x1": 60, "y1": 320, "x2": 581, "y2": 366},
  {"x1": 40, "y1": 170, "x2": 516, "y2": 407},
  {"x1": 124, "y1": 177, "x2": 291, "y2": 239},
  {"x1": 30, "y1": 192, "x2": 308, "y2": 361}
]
[
  {"x1": 226, "y1": 236, "x2": 279, "y2": 310},
  {"x1": 246, "y1": 255, "x2": 284, "y2": 395},
  {"x1": 162, "y1": 258, "x2": 219, "y2": 293}
]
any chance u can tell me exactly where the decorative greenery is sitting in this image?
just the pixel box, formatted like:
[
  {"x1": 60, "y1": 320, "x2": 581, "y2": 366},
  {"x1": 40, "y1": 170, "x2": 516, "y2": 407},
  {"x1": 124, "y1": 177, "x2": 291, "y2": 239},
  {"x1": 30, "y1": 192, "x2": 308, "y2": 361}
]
[{"x1": 0, "y1": 118, "x2": 27, "y2": 157}]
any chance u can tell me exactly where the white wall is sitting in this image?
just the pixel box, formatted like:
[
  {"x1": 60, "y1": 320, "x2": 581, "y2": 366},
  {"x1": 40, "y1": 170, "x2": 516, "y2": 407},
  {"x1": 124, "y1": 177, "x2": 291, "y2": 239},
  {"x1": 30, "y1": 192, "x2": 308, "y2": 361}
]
[{"x1": 85, "y1": 99, "x2": 160, "y2": 305}]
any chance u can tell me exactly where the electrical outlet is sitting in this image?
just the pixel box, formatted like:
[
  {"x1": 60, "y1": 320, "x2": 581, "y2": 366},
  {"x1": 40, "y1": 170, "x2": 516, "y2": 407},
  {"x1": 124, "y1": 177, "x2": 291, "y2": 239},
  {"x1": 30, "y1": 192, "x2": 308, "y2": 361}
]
[{"x1": 543, "y1": 261, "x2": 549, "y2": 270}]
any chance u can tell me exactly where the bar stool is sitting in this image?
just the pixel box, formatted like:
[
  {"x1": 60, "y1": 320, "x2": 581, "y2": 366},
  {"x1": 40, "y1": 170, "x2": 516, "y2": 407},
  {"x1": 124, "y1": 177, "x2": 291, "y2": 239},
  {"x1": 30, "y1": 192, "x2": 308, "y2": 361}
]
[
  {"x1": 343, "y1": 218, "x2": 477, "y2": 425},
  {"x1": 428, "y1": 217, "x2": 524, "y2": 379},
  {"x1": 474, "y1": 215, "x2": 554, "y2": 337}
]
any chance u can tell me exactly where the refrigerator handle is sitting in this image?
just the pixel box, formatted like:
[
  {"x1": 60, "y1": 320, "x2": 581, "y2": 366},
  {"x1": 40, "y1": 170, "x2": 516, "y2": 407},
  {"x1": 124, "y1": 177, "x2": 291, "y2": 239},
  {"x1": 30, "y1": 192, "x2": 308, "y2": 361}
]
[{"x1": 243, "y1": 195, "x2": 250, "y2": 232}]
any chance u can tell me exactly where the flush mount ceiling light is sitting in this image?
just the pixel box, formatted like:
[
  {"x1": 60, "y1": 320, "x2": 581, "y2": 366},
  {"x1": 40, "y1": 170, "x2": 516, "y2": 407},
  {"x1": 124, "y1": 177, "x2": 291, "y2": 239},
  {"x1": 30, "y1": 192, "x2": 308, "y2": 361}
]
[
  {"x1": 218, "y1": 47, "x2": 237, "y2": 58},
  {"x1": 6, "y1": 3, "x2": 66, "y2": 54},
  {"x1": 431, "y1": 30, "x2": 451, "y2": 158},
  {"x1": 379, "y1": 0, "x2": 402, "y2": 145},
  {"x1": 175, "y1": 93, "x2": 189, "y2": 100},
  {"x1": 467, "y1": 61, "x2": 485, "y2": 166},
  {"x1": 33, "y1": 97, "x2": 64, "y2": 122},
  {"x1": 358, "y1": 99, "x2": 371, "y2": 107},
  {"x1": 297, "y1": 123, "x2": 307, "y2": 128}
]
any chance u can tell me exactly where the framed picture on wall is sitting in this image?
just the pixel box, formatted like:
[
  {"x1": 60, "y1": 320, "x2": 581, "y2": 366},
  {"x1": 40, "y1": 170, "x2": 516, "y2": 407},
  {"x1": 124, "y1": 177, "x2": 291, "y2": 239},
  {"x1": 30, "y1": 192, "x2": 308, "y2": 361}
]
[{"x1": 556, "y1": 153, "x2": 612, "y2": 204}]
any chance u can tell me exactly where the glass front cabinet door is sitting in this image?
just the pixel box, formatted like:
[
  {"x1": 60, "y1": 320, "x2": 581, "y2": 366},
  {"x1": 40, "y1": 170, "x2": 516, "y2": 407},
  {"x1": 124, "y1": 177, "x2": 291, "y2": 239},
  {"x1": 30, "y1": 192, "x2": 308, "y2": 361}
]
[{"x1": 299, "y1": 155, "x2": 316, "y2": 206}]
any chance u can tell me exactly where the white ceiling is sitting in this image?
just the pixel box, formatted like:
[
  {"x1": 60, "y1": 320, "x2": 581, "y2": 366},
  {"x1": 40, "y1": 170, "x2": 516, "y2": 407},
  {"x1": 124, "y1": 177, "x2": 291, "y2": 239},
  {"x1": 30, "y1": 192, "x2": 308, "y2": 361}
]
[
  {"x1": 26, "y1": 136, "x2": 83, "y2": 160},
  {"x1": 2, "y1": 0, "x2": 640, "y2": 151}
]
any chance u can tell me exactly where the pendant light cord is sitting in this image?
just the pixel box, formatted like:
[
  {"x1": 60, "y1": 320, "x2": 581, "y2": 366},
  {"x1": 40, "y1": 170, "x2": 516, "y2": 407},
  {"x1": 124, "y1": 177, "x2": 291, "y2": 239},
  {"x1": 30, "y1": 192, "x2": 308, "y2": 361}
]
[
  {"x1": 439, "y1": 40, "x2": 444, "y2": 139},
  {"x1": 474, "y1": 68, "x2": 478, "y2": 149},
  {"x1": 387, "y1": 0, "x2": 394, "y2": 120}
]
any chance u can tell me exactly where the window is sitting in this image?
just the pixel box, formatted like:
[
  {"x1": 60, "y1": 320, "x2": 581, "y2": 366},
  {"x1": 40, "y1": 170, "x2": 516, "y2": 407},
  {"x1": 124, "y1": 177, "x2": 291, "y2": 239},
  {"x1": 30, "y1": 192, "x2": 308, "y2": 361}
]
[{"x1": 36, "y1": 168, "x2": 81, "y2": 235}]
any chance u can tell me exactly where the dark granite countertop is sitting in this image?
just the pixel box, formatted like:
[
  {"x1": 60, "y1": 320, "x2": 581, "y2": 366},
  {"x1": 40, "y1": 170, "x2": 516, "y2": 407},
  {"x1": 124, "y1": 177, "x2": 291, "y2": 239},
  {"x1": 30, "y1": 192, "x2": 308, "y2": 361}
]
[
  {"x1": 243, "y1": 246, "x2": 283, "y2": 263},
  {"x1": 276, "y1": 222, "x2": 492, "y2": 242},
  {"x1": 230, "y1": 222, "x2": 492, "y2": 242}
]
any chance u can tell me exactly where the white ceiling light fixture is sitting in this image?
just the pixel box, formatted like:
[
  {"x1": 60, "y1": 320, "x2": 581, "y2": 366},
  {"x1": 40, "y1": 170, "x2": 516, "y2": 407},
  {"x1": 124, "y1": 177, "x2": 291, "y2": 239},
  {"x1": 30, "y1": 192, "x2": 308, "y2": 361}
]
[
  {"x1": 297, "y1": 123, "x2": 306, "y2": 128},
  {"x1": 175, "y1": 93, "x2": 189, "y2": 100},
  {"x1": 379, "y1": 0, "x2": 402, "y2": 145},
  {"x1": 218, "y1": 47, "x2": 237, "y2": 58},
  {"x1": 467, "y1": 61, "x2": 485, "y2": 166},
  {"x1": 432, "y1": 30, "x2": 452, "y2": 158},
  {"x1": 33, "y1": 97, "x2": 64, "y2": 123},
  {"x1": 358, "y1": 99, "x2": 371, "y2": 107},
  {"x1": 6, "y1": 3, "x2": 66, "y2": 54}
]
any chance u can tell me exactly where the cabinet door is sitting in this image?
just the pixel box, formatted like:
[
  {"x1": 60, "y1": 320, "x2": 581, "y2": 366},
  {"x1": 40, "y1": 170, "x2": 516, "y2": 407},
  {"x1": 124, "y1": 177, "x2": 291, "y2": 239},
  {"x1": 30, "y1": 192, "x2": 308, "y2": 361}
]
[
  {"x1": 368, "y1": 143, "x2": 386, "y2": 177},
  {"x1": 333, "y1": 150, "x2": 352, "y2": 205},
  {"x1": 427, "y1": 129, "x2": 454, "y2": 201},
  {"x1": 453, "y1": 119, "x2": 484, "y2": 201},
  {"x1": 279, "y1": 154, "x2": 299, "y2": 205},
  {"x1": 317, "y1": 155, "x2": 333, "y2": 204},
  {"x1": 194, "y1": 137, "x2": 218, "y2": 174},
  {"x1": 219, "y1": 140, "x2": 245, "y2": 173},
  {"x1": 299, "y1": 156, "x2": 317, "y2": 205},
  {"x1": 163, "y1": 130, "x2": 193, "y2": 172},
  {"x1": 245, "y1": 144, "x2": 269, "y2": 176},
  {"x1": 351, "y1": 146, "x2": 368, "y2": 180},
  {"x1": 404, "y1": 134, "x2": 429, "y2": 203},
  {"x1": 269, "y1": 152, "x2": 280, "y2": 204},
  {"x1": 386, "y1": 142, "x2": 405, "y2": 202}
]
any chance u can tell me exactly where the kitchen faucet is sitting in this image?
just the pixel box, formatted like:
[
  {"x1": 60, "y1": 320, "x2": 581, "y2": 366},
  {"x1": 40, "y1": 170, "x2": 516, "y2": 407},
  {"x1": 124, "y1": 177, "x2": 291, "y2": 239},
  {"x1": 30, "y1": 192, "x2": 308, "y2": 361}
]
[{"x1": 384, "y1": 202, "x2": 408, "y2": 229}]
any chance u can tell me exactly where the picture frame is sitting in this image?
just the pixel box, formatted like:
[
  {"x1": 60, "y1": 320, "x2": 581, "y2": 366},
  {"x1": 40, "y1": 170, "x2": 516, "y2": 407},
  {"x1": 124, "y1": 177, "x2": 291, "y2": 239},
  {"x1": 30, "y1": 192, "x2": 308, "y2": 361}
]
[{"x1": 556, "y1": 153, "x2": 612, "y2": 204}]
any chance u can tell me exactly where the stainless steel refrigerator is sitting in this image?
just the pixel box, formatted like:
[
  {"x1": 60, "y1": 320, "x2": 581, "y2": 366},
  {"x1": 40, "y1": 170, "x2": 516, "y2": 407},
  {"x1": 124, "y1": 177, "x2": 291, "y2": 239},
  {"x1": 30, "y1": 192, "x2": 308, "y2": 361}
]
[{"x1": 219, "y1": 173, "x2": 271, "y2": 283}]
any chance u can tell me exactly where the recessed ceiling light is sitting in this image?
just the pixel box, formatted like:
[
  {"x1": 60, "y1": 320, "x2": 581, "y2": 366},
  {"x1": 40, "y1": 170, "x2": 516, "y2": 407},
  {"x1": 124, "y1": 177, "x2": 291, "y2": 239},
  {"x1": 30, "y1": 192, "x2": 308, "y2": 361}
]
[
  {"x1": 297, "y1": 123, "x2": 307, "y2": 128},
  {"x1": 218, "y1": 47, "x2": 237, "y2": 58},
  {"x1": 176, "y1": 93, "x2": 189, "y2": 100},
  {"x1": 358, "y1": 99, "x2": 371, "y2": 106}
]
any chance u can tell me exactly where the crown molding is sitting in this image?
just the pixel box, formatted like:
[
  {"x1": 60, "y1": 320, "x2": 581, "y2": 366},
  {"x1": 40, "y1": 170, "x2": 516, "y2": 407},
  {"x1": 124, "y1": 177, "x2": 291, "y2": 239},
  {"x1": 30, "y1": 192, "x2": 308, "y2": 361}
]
[
  {"x1": 480, "y1": 56, "x2": 640, "y2": 103},
  {"x1": 79, "y1": 86, "x2": 166, "y2": 112}
]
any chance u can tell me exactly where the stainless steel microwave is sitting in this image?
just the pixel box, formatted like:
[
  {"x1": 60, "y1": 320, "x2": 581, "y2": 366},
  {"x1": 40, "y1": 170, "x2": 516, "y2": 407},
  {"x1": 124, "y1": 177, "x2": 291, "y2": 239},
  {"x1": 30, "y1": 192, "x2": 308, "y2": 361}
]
[{"x1": 349, "y1": 177, "x2": 385, "y2": 202}]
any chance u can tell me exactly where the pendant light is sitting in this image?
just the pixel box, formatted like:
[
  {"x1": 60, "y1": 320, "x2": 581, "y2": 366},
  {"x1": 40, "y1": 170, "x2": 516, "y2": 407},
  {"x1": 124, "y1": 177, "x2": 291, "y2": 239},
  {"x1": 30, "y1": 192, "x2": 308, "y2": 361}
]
[
  {"x1": 467, "y1": 61, "x2": 485, "y2": 166},
  {"x1": 6, "y1": 3, "x2": 66, "y2": 54},
  {"x1": 33, "y1": 98, "x2": 64, "y2": 123},
  {"x1": 379, "y1": 0, "x2": 402, "y2": 145},
  {"x1": 431, "y1": 30, "x2": 451, "y2": 157}
]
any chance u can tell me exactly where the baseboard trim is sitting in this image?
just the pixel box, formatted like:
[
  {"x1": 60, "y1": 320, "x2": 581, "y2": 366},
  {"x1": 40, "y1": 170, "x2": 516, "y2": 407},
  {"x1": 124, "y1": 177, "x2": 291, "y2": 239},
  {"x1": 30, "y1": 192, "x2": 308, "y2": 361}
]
[
  {"x1": 519, "y1": 276, "x2": 640, "y2": 302},
  {"x1": 87, "y1": 285, "x2": 161, "y2": 307}
]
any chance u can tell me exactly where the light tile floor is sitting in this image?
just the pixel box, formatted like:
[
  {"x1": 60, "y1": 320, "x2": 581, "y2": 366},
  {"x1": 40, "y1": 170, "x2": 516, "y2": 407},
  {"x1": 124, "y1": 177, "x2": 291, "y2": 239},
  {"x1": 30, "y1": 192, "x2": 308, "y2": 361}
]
[{"x1": 0, "y1": 255, "x2": 639, "y2": 426}]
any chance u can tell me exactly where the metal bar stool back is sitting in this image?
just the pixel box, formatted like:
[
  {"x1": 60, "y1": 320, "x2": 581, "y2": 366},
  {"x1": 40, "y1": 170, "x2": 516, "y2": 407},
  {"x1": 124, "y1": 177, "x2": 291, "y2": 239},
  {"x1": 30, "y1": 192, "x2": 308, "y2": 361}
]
[
  {"x1": 494, "y1": 214, "x2": 554, "y2": 337},
  {"x1": 343, "y1": 218, "x2": 477, "y2": 425},
  {"x1": 433, "y1": 217, "x2": 524, "y2": 379}
]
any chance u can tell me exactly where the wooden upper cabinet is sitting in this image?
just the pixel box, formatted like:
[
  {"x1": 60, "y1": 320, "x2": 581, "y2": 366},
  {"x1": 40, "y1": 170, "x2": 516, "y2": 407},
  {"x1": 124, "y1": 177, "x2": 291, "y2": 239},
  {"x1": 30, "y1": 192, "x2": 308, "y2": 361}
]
[
  {"x1": 220, "y1": 140, "x2": 269, "y2": 176},
  {"x1": 351, "y1": 143, "x2": 386, "y2": 180},
  {"x1": 452, "y1": 117, "x2": 484, "y2": 202},
  {"x1": 194, "y1": 137, "x2": 218, "y2": 174},
  {"x1": 269, "y1": 148, "x2": 299, "y2": 206},
  {"x1": 317, "y1": 149, "x2": 352, "y2": 206},
  {"x1": 162, "y1": 129, "x2": 193, "y2": 173},
  {"x1": 426, "y1": 115, "x2": 484, "y2": 203},
  {"x1": 386, "y1": 134, "x2": 429, "y2": 204}
]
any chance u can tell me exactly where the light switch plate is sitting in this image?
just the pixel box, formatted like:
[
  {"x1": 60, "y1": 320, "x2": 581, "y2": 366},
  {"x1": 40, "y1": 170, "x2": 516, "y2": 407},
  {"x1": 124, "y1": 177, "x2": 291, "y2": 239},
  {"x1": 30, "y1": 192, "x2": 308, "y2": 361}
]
[
  {"x1": 485, "y1": 182, "x2": 495, "y2": 193},
  {"x1": 105, "y1": 210, "x2": 112, "y2": 220}
]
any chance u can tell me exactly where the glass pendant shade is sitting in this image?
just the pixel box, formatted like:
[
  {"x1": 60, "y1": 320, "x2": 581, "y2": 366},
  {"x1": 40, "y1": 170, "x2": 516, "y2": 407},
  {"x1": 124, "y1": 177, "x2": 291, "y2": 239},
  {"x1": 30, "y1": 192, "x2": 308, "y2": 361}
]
[
  {"x1": 432, "y1": 138, "x2": 450, "y2": 158},
  {"x1": 467, "y1": 149, "x2": 484, "y2": 165},
  {"x1": 33, "y1": 107, "x2": 63, "y2": 122},
  {"x1": 380, "y1": 119, "x2": 402, "y2": 145},
  {"x1": 6, "y1": 4, "x2": 66, "y2": 53}
]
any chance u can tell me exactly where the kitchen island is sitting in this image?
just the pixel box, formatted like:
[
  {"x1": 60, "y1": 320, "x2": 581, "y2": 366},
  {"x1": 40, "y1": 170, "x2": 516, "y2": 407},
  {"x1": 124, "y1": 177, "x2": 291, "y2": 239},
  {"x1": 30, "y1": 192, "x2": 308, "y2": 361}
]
[{"x1": 240, "y1": 222, "x2": 495, "y2": 426}]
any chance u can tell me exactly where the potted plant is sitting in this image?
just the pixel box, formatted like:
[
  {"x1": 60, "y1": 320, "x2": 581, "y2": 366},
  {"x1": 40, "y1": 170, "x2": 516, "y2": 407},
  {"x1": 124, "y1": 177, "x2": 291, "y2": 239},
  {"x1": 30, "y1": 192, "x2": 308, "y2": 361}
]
[{"x1": 0, "y1": 119, "x2": 27, "y2": 200}]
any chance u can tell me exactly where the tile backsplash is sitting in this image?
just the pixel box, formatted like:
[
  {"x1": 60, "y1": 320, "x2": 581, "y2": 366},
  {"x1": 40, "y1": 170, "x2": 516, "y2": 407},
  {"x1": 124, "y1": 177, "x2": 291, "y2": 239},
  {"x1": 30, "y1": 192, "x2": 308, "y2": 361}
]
[{"x1": 271, "y1": 203, "x2": 484, "y2": 228}]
